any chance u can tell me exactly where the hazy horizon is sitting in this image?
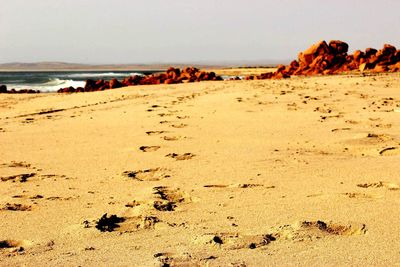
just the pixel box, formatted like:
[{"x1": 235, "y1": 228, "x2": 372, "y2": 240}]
[
  {"x1": 1, "y1": 0, "x2": 399, "y2": 64},
  {"x1": 0, "y1": 58, "x2": 289, "y2": 66}
]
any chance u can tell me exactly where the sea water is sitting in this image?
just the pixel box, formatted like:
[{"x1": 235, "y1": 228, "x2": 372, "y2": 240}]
[{"x1": 0, "y1": 71, "x2": 158, "y2": 92}]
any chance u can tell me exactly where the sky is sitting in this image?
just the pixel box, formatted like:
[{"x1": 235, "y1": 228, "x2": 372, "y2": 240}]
[{"x1": 1, "y1": 0, "x2": 399, "y2": 64}]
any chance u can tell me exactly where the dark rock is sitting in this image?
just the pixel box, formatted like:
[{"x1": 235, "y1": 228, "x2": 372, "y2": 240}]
[
  {"x1": 84, "y1": 79, "x2": 96, "y2": 92},
  {"x1": 365, "y1": 48, "x2": 378, "y2": 57},
  {"x1": 329, "y1": 40, "x2": 349, "y2": 54},
  {"x1": 353, "y1": 50, "x2": 364, "y2": 61},
  {"x1": 212, "y1": 236, "x2": 223, "y2": 245},
  {"x1": 0, "y1": 85, "x2": 7, "y2": 93},
  {"x1": 109, "y1": 78, "x2": 122, "y2": 89}
]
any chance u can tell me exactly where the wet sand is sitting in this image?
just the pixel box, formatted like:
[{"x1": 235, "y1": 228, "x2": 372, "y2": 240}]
[{"x1": 1, "y1": 72, "x2": 400, "y2": 266}]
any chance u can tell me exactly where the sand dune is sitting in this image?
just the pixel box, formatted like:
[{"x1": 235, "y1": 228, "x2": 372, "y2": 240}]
[{"x1": 1, "y1": 73, "x2": 400, "y2": 266}]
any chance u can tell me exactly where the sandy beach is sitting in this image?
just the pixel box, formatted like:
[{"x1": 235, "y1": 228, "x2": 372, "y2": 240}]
[
  {"x1": 207, "y1": 67, "x2": 277, "y2": 77},
  {"x1": 1, "y1": 72, "x2": 400, "y2": 266}
]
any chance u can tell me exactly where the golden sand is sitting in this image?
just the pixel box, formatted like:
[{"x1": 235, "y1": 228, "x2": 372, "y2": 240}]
[
  {"x1": 1, "y1": 73, "x2": 400, "y2": 266},
  {"x1": 207, "y1": 67, "x2": 277, "y2": 77}
]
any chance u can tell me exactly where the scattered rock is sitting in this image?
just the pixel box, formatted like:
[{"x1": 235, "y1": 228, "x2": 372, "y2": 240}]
[{"x1": 0, "y1": 85, "x2": 40, "y2": 94}]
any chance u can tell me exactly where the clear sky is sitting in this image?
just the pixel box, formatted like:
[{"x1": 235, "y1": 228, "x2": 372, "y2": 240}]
[{"x1": 1, "y1": 0, "x2": 399, "y2": 64}]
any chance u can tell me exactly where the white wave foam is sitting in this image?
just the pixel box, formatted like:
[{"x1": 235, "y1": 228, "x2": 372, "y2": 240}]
[
  {"x1": 7, "y1": 78, "x2": 85, "y2": 92},
  {"x1": 66, "y1": 72, "x2": 144, "y2": 78},
  {"x1": 5, "y1": 72, "x2": 145, "y2": 92}
]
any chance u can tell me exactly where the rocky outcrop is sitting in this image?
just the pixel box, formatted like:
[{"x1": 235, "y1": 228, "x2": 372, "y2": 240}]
[
  {"x1": 57, "y1": 67, "x2": 223, "y2": 93},
  {"x1": 246, "y1": 40, "x2": 400, "y2": 80},
  {"x1": 0, "y1": 84, "x2": 40, "y2": 94}
]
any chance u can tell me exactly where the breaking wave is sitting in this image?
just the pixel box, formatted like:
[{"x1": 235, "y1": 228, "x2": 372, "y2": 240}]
[
  {"x1": 65, "y1": 72, "x2": 144, "y2": 78},
  {"x1": 7, "y1": 78, "x2": 86, "y2": 92},
  {"x1": 0, "y1": 70, "x2": 149, "y2": 92}
]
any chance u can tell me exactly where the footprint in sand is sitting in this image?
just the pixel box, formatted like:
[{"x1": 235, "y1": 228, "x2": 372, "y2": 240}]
[
  {"x1": 232, "y1": 184, "x2": 269, "y2": 189},
  {"x1": 152, "y1": 186, "x2": 191, "y2": 212},
  {"x1": 343, "y1": 133, "x2": 400, "y2": 156},
  {"x1": 154, "y1": 252, "x2": 208, "y2": 266},
  {"x1": 153, "y1": 201, "x2": 177, "y2": 211},
  {"x1": 176, "y1": 115, "x2": 189, "y2": 119},
  {"x1": 8, "y1": 194, "x2": 74, "y2": 204},
  {"x1": 307, "y1": 192, "x2": 381, "y2": 199},
  {"x1": 198, "y1": 232, "x2": 275, "y2": 250},
  {"x1": 0, "y1": 239, "x2": 33, "y2": 254},
  {"x1": 331, "y1": 128, "x2": 351, "y2": 132},
  {"x1": 203, "y1": 184, "x2": 273, "y2": 189},
  {"x1": 366, "y1": 133, "x2": 393, "y2": 142},
  {"x1": 87, "y1": 213, "x2": 161, "y2": 233},
  {"x1": 0, "y1": 164, "x2": 67, "y2": 182},
  {"x1": 158, "y1": 113, "x2": 174, "y2": 117},
  {"x1": 39, "y1": 174, "x2": 69, "y2": 180},
  {"x1": 122, "y1": 168, "x2": 170, "y2": 181},
  {"x1": 162, "y1": 135, "x2": 181, "y2": 141},
  {"x1": 341, "y1": 192, "x2": 380, "y2": 199},
  {"x1": 45, "y1": 196, "x2": 77, "y2": 201},
  {"x1": 1, "y1": 161, "x2": 33, "y2": 168},
  {"x1": 21, "y1": 118, "x2": 35, "y2": 124},
  {"x1": 166, "y1": 153, "x2": 195, "y2": 160},
  {"x1": 12, "y1": 194, "x2": 44, "y2": 200},
  {"x1": 357, "y1": 181, "x2": 399, "y2": 190},
  {"x1": 153, "y1": 186, "x2": 185, "y2": 201},
  {"x1": 146, "y1": 131, "x2": 167, "y2": 136},
  {"x1": 0, "y1": 173, "x2": 36, "y2": 182},
  {"x1": 139, "y1": 146, "x2": 161, "y2": 152},
  {"x1": 1, "y1": 203, "x2": 32, "y2": 211},
  {"x1": 319, "y1": 114, "x2": 343, "y2": 122},
  {"x1": 345, "y1": 120, "x2": 360, "y2": 125},
  {"x1": 125, "y1": 187, "x2": 191, "y2": 212},
  {"x1": 125, "y1": 200, "x2": 143, "y2": 208},
  {"x1": 287, "y1": 102, "x2": 298, "y2": 111},
  {"x1": 196, "y1": 220, "x2": 367, "y2": 250},
  {"x1": 170, "y1": 123, "x2": 187, "y2": 128},
  {"x1": 306, "y1": 193, "x2": 325, "y2": 198}
]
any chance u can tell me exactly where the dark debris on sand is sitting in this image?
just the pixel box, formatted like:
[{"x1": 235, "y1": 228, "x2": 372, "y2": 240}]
[{"x1": 95, "y1": 213, "x2": 125, "y2": 232}]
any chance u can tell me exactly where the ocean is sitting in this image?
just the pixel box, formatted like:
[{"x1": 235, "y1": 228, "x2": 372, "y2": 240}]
[{"x1": 0, "y1": 70, "x2": 159, "y2": 92}]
